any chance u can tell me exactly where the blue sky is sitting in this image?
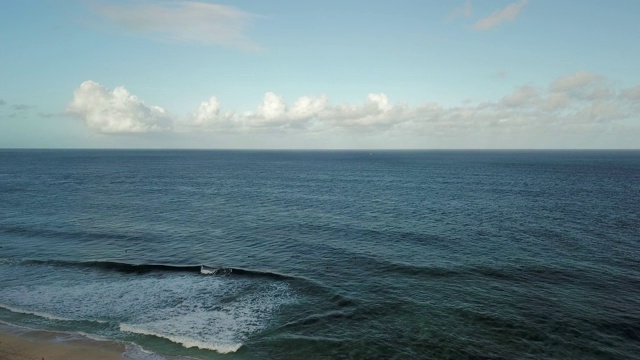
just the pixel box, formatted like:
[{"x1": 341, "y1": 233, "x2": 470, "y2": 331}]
[{"x1": 1, "y1": 0, "x2": 639, "y2": 148}]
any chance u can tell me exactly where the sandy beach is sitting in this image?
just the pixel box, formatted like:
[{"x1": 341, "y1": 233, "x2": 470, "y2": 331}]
[{"x1": 0, "y1": 325, "x2": 125, "y2": 360}]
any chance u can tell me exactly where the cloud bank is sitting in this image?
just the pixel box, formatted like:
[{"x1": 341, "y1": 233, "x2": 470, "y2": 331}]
[
  {"x1": 67, "y1": 71, "x2": 640, "y2": 145},
  {"x1": 95, "y1": 1, "x2": 258, "y2": 49},
  {"x1": 474, "y1": 0, "x2": 528, "y2": 30}
]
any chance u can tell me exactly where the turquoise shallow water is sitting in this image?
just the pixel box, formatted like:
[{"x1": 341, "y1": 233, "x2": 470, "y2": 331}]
[{"x1": 0, "y1": 150, "x2": 639, "y2": 359}]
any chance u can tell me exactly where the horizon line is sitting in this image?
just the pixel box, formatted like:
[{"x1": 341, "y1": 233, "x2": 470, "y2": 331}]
[{"x1": 2, "y1": 148, "x2": 639, "y2": 152}]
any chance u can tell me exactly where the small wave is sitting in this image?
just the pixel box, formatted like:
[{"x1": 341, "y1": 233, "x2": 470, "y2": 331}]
[
  {"x1": 0, "y1": 319, "x2": 42, "y2": 332},
  {"x1": 0, "y1": 303, "x2": 109, "y2": 324},
  {"x1": 25, "y1": 259, "x2": 201, "y2": 274},
  {"x1": 123, "y1": 343, "x2": 169, "y2": 360},
  {"x1": 226, "y1": 267, "x2": 295, "y2": 280},
  {"x1": 76, "y1": 331, "x2": 110, "y2": 342},
  {"x1": 0, "y1": 303, "x2": 76, "y2": 322},
  {"x1": 120, "y1": 323, "x2": 242, "y2": 354},
  {"x1": 280, "y1": 310, "x2": 353, "y2": 329}
]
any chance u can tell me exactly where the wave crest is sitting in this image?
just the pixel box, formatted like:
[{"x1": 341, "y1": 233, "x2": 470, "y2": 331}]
[
  {"x1": 22, "y1": 259, "x2": 292, "y2": 280},
  {"x1": 120, "y1": 323, "x2": 242, "y2": 354}
]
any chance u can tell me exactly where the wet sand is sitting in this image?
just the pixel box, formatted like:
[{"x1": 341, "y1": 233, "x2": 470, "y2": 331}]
[{"x1": 0, "y1": 325, "x2": 125, "y2": 360}]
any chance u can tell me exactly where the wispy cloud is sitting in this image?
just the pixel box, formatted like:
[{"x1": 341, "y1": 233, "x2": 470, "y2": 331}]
[
  {"x1": 500, "y1": 85, "x2": 538, "y2": 107},
  {"x1": 550, "y1": 71, "x2": 613, "y2": 101},
  {"x1": 38, "y1": 112, "x2": 65, "y2": 118},
  {"x1": 490, "y1": 71, "x2": 509, "y2": 79},
  {"x1": 0, "y1": 99, "x2": 6, "y2": 106},
  {"x1": 448, "y1": 0, "x2": 472, "y2": 21},
  {"x1": 550, "y1": 71, "x2": 600, "y2": 92},
  {"x1": 474, "y1": 0, "x2": 528, "y2": 31},
  {"x1": 621, "y1": 87, "x2": 640, "y2": 101},
  {"x1": 94, "y1": 1, "x2": 259, "y2": 49},
  {"x1": 12, "y1": 104, "x2": 35, "y2": 111},
  {"x1": 68, "y1": 71, "x2": 640, "y2": 144}
]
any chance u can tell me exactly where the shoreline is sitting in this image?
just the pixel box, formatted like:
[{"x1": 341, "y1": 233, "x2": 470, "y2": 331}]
[{"x1": 0, "y1": 322, "x2": 126, "y2": 360}]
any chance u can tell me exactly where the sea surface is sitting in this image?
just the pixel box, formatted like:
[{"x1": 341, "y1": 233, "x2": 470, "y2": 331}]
[{"x1": 0, "y1": 150, "x2": 639, "y2": 359}]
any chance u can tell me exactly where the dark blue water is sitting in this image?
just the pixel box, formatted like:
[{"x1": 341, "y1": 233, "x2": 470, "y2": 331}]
[{"x1": 1, "y1": 150, "x2": 639, "y2": 359}]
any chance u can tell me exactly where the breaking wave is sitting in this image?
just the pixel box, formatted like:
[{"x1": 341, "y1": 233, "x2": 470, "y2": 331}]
[
  {"x1": 0, "y1": 259, "x2": 296, "y2": 355},
  {"x1": 120, "y1": 323, "x2": 242, "y2": 354}
]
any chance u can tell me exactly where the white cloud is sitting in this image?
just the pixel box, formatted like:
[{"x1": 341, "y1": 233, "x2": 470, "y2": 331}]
[
  {"x1": 368, "y1": 93, "x2": 390, "y2": 112},
  {"x1": 193, "y1": 96, "x2": 221, "y2": 126},
  {"x1": 183, "y1": 92, "x2": 331, "y2": 131},
  {"x1": 474, "y1": 0, "x2": 528, "y2": 31},
  {"x1": 68, "y1": 72, "x2": 640, "y2": 146},
  {"x1": 180, "y1": 96, "x2": 238, "y2": 131},
  {"x1": 256, "y1": 92, "x2": 287, "y2": 123},
  {"x1": 95, "y1": 1, "x2": 258, "y2": 49},
  {"x1": 67, "y1": 81, "x2": 171, "y2": 134},
  {"x1": 321, "y1": 94, "x2": 407, "y2": 129},
  {"x1": 289, "y1": 95, "x2": 329, "y2": 121}
]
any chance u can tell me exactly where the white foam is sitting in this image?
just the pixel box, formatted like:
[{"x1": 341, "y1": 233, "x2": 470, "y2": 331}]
[
  {"x1": 200, "y1": 265, "x2": 232, "y2": 276},
  {"x1": 0, "y1": 265, "x2": 295, "y2": 356},
  {"x1": 76, "y1": 331, "x2": 109, "y2": 342},
  {"x1": 200, "y1": 266, "x2": 217, "y2": 275},
  {"x1": 119, "y1": 282, "x2": 293, "y2": 354},
  {"x1": 0, "y1": 275, "x2": 234, "y2": 324},
  {"x1": 0, "y1": 258, "x2": 17, "y2": 265},
  {"x1": 121, "y1": 323, "x2": 242, "y2": 354}
]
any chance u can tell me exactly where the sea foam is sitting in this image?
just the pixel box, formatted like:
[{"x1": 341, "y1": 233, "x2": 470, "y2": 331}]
[
  {"x1": 0, "y1": 263, "x2": 294, "y2": 356},
  {"x1": 120, "y1": 323, "x2": 242, "y2": 354},
  {"x1": 122, "y1": 342, "x2": 171, "y2": 360}
]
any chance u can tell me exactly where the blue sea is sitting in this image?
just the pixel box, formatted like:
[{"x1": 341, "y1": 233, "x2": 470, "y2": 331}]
[{"x1": 0, "y1": 150, "x2": 639, "y2": 359}]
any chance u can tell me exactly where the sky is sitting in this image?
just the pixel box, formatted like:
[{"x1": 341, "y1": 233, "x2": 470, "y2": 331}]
[{"x1": 1, "y1": 0, "x2": 639, "y2": 149}]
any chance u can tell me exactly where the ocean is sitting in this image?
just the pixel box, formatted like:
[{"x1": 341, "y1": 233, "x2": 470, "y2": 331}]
[{"x1": 0, "y1": 150, "x2": 639, "y2": 359}]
